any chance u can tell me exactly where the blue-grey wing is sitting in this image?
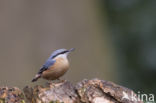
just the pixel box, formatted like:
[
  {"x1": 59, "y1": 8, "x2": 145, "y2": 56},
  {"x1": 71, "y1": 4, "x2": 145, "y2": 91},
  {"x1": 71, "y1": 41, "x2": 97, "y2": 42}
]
[{"x1": 38, "y1": 59, "x2": 56, "y2": 74}]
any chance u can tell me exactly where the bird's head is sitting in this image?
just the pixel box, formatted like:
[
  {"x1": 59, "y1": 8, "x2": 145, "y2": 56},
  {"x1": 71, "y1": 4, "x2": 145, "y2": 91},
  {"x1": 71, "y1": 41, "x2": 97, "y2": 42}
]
[{"x1": 49, "y1": 48, "x2": 75, "y2": 60}]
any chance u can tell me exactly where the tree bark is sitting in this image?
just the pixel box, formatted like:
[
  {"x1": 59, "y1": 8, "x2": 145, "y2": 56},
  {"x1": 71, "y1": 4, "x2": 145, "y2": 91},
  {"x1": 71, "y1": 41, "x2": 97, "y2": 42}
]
[{"x1": 0, "y1": 79, "x2": 143, "y2": 103}]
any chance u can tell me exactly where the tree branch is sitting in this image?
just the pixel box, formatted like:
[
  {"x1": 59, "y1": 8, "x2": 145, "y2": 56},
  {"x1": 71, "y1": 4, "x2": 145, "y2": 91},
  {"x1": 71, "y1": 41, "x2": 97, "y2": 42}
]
[{"x1": 0, "y1": 79, "x2": 143, "y2": 103}]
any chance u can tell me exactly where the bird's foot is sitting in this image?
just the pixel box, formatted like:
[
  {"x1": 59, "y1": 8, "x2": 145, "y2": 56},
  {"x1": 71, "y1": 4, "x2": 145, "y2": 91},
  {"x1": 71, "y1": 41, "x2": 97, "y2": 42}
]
[
  {"x1": 46, "y1": 80, "x2": 54, "y2": 87},
  {"x1": 57, "y1": 78, "x2": 66, "y2": 83},
  {"x1": 47, "y1": 81, "x2": 58, "y2": 88},
  {"x1": 46, "y1": 79, "x2": 66, "y2": 88}
]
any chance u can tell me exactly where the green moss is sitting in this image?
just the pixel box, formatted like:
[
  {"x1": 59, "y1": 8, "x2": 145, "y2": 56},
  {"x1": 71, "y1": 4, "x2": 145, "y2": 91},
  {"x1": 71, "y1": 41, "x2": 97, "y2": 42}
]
[
  {"x1": 79, "y1": 87, "x2": 86, "y2": 95},
  {"x1": 49, "y1": 100, "x2": 64, "y2": 103},
  {"x1": 0, "y1": 98, "x2": 5, "y2": 103},
  {"x1": 21, "y1": 100, "x2": 25, "y2": 103},
  {"x1": 19, "y1": 94, "x2": 25, "y2": 99}
]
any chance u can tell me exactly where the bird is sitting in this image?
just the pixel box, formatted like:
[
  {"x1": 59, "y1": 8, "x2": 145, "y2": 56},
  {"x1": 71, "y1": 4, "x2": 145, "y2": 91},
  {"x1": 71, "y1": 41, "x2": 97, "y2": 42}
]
[{"x1": 32, "y1": 48, "x2": 75, "y2": 82}]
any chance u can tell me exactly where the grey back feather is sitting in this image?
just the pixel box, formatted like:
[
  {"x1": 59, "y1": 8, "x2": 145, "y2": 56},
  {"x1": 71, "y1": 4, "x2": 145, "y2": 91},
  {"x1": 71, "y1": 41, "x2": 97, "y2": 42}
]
[
  {"x1": 38, "y1": 49, "x2": 67, "y2": 74},
  {"x1": 38, "y1": 59, "x2": 56, "y2": 74}
]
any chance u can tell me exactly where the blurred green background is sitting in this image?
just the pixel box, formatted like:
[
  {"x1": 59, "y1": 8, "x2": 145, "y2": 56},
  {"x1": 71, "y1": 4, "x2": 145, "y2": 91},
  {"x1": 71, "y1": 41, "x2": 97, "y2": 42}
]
[{"x1": 0, "y1": 0, "x2": 155, "y2": 96}]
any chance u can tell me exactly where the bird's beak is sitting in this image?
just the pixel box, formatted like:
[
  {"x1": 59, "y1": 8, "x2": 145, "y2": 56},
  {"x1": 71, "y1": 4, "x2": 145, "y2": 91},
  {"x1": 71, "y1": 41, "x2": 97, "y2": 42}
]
[{"x1": 68, "y1": 48, "x2": 75, "y2": 53}]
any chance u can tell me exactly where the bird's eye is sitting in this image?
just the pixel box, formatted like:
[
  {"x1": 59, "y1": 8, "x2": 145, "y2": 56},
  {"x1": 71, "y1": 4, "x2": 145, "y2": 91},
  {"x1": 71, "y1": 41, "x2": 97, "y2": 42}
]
[
  {"x1": 52, "y1": 51, "x2": 68, "y2": 59},
  {"x1": 61, "y1": 51, "x2": 68, "y2": 54}
]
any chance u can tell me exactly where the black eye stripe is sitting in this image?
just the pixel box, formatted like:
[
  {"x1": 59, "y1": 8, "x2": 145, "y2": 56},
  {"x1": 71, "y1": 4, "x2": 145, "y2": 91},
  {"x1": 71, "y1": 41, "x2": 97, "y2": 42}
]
[{"x1": 52, "y1": 50, "x2": 68, "y2": 59}]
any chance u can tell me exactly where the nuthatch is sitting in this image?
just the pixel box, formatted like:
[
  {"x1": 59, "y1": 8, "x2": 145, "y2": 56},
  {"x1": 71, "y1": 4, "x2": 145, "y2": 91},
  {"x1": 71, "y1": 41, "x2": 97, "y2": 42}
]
[{"x1": 32, "y1": 48, "x2": 75, "y2": 82}]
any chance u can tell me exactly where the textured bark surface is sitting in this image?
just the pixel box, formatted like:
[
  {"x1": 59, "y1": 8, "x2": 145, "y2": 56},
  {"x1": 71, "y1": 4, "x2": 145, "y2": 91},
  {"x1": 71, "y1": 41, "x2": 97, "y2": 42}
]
[
  {"x1": 23, "y1": 81, "x2": 79, "y2": 103},
  {"x1": 76, "y1": 79, "x2": 143, "y2": 103},
  {"x1": 0, "y1": 79, "x2": 143, "y2": 103},
  {"x1": 0, "y1": 87, "x2": 25, "y2": 103}
]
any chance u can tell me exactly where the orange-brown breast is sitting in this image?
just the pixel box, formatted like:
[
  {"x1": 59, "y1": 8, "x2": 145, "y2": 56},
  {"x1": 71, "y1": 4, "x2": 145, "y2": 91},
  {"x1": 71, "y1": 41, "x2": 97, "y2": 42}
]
[{"x1": 42, "y1": 57, "x2": 69, "y2": 80}]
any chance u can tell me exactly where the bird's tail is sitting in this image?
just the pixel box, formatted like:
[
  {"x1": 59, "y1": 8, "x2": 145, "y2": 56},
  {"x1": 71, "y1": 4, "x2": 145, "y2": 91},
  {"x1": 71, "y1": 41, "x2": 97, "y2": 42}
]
[{"x1": 31, "y1": 74, "x2": 41, "y2": 82}]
